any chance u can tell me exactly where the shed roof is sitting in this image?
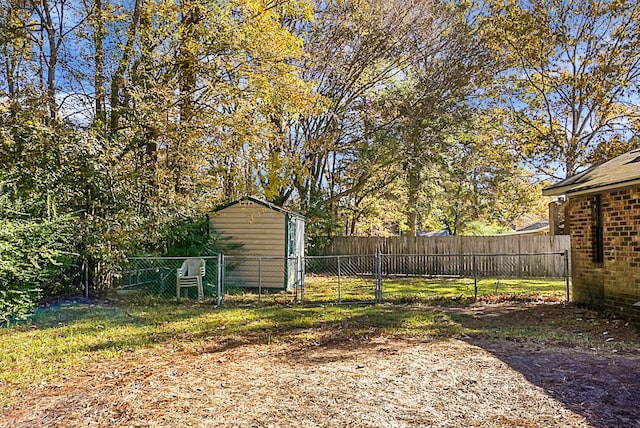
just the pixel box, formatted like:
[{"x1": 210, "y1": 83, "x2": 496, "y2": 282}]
[
  {"x1": 212, "y1": 196, "x2": 305, "y2": 219},
  {"x1": 543, "y1": 148, "x2": 640, "y2": 197}
]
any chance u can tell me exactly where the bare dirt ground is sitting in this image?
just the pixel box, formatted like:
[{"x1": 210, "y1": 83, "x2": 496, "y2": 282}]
[{"x1": 2, "y1": 303, "x2": 640, "y2": 428}]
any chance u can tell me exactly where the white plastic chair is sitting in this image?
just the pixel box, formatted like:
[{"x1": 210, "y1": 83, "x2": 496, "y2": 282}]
[{"x1": 176, "y1": 258, "x2": 205, "y2": 299}]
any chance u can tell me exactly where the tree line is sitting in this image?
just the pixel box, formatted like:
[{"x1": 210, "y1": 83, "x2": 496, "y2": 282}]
[{"x1": 1, "y1": 0, "x2": 639, "y2": 316}]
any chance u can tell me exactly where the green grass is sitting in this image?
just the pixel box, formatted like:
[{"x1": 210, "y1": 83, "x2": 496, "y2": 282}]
[
  {"x1": 0, "y1": 300, "x2": 463, "y2": 403},
  {"x1": 385, "y1": 276, "x2": 567, "y2": 301},
  {"x1": 1, "y1": 275, "x2": 631, "y2": 408},
  {"x1": 301, "y1": 275, "x2": 568, "y2": 304},
  {"x1": 112, "y1": 271, "x2": 568, "y2": 305}
]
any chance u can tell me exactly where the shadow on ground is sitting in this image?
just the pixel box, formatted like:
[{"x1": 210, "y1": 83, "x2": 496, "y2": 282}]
[
  {"x1": 466, "y1": 338, "x2": 640, "y2": 428},
  {"x1": 441, "y1": 303, "x2": 640, "y2": 428},
  {"x1": 16, "y1": 297, "x2": 640, "y2": 428}
]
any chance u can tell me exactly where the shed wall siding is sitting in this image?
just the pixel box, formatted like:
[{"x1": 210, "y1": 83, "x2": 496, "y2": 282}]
[
  {"x1": 211, "y1": 200, "x2": 286, "y2": 288},
  {"x1": 568, "y1": 186, "x2": 640, "y2": 320}
]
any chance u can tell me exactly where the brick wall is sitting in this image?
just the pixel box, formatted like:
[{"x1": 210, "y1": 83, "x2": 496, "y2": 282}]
[
  {"x1": 601, "y1": 187, "x2": 640, "y2": 320},
  {"x1": 568, "y1": 186, "x2": 640, "y2": 320},
  {"x1": 568, "y1": 195, "x2": 605, "y2": 308}
]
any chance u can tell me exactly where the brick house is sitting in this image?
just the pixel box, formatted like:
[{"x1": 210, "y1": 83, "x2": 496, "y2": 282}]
[{"x1": 543, "y1": 148, "x2": 640, "y2": 320}]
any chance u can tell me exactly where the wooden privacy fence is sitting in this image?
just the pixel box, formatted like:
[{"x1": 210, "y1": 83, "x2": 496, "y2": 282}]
[{"x1": 323, "y1": 235, "x2": 571, "y2": 278}]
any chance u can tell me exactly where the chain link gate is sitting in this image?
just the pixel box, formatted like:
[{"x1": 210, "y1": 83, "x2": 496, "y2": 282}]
[{"x1": 301, "y1": 253, "x2": 382, "y2": 305}]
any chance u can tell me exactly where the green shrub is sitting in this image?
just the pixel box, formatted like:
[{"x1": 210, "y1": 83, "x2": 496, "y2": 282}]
[
  {"x1": 0, "y1": 216, "x2": 76, "y2": 326},
  {"x1": 161, "y1": 215, "x2": 241, "y2": 257},
  {"x1": 0, "y1": 289, "x2": 37, "y2": 326}
]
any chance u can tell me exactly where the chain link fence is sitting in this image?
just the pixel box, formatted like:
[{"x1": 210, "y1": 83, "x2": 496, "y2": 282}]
[
  {"x1": 379, "y1": 252, "x2": 569, "y2": 303},
  {"x1": 113, "y1": 251, "x2": 570, "y2": 305},
  {"x1": 300, "y1": 252, "x2": 570, "y2": 305},
  {"x1": 221, "y1": 255, "x2": 303, "y2": 304},
  {"x1": 303, "y1": 255, "x2": 380, "y2": 304},
  {"x1": 117, "y1": 255, "x2": 302, "y2": 304},
  {"x1": 119, "y1": 256, "x2": 220, "y2": 302}
]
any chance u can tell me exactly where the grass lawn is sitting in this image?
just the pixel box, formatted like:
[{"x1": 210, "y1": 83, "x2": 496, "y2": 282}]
[
  {"x1": 2, "y1": 287, "x2": 637, "y2": 408},
  {"x1": 299, "y1": 274, "x2": 568, "y2": 304},
  {"x1": 0, "y1": 301, "x2": 454, "y2": 404},
  {"x1": 112, "y1": 271, "x2": 569, "y2": 305}
]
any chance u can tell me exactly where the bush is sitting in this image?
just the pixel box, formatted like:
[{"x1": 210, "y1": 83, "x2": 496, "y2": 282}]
[
  {"x1": 161, "y1": 215, "x2": 241, "y2": 257},
  {"x1": 0, "y1": 289, "x2": 37, "y2": 326},
  {"x1": 0, "y1": 216, "x2": 76, "y2": 326}
]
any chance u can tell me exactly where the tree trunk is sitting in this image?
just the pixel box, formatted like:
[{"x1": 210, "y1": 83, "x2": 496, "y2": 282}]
[
  {"x1": 178, "y1": 2, "x2": 198, "y2": 126},
  {"x1": 93, "y1": 0, "x2": 105, "y2": 124},
  {"x1": 40, "y1": 0, "x2": 59, "y2": 121},
  {"x1": 109, "y1": 0, "x2": 142, "y2": 132},
  {"x1": 406, "y1": 164, "x2": 420, "y2": 237}
]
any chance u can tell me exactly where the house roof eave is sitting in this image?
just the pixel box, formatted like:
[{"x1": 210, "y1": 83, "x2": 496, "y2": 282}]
[
  {"x1": 543, "y1": 177, "x2": 640, "y2": 198},
  {"x1": 543, "y1": 148, "x2": 640, "y2": 197}
]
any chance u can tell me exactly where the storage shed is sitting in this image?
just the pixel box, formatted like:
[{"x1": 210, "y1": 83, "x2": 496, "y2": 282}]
[{"x1": 209, "y1": 196, "x2": 305, "y2": 291}]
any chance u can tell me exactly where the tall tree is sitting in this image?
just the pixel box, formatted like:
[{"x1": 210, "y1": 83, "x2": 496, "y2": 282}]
[
  {"x1": 0, "y1": 0, "x2": 35, "y2": 112},
  {"x1": 271, "y1": 0, "x2": 494, "y2": 242},
  {"x1": 378, "y1": 1, "x2": 494, "y2": 235},
  {"x1": 485, "y1": 0, "x2": 640, "y2": 178},
  {"x1": 282, "y1": 0, "x2": 432, "y2": 210}
]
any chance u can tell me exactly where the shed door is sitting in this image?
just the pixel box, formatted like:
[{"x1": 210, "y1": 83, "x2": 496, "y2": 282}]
[{"x1": 287, "y1": 217, "x2": 305, "y2": 290}]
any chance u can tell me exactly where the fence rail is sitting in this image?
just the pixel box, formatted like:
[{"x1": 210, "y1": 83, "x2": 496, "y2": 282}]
[{"x1": 115, "y1": 250, "x2": 570, "y2": 305}]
